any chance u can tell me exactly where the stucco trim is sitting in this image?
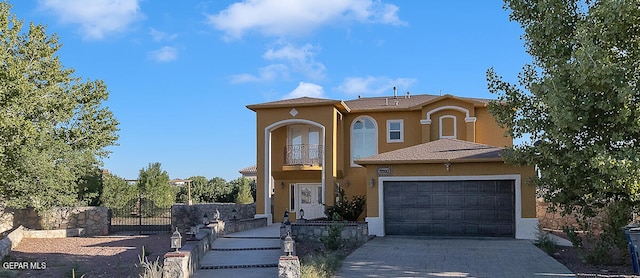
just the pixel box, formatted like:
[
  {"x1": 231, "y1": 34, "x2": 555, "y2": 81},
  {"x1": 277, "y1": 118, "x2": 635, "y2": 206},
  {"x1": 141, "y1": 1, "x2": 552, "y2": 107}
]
[
  {"x1": 263, "y1": 119, "x2": 326, "y2": 222},
  {"x1": 369, "y1": 174, "x2": 535, "y2": 239},
  {"x1": 425, "y1": 105, "x2": 470, "y2": 122}
]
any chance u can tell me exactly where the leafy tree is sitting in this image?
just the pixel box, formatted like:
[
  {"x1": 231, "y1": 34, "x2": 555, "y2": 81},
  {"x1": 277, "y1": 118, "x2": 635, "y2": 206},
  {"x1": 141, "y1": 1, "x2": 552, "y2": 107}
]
[
  {"x1": 210, "y1": 177, "x2": 235, "y2": 203},
  {"x1": 234, "y1": 177, "x2": 254, "y2": 204},
  {"x1": 175, "y1": 175, "x2": 217, "y2": 204},
  {"x1": 137, "y1": 163, "x2": 174, "y2": 210},
  {"x1": 77, "y1": 167, "x2": 103, "y2": 206},
  {"x1": 100, "y1": 172, "x2": 137, "y2": 212},
  {"x1": 0, "y1": 2, "x2": 119, "y2": 212},
  {"x1": 487, "y1": 0, "x2": 640, "y2": 218}
]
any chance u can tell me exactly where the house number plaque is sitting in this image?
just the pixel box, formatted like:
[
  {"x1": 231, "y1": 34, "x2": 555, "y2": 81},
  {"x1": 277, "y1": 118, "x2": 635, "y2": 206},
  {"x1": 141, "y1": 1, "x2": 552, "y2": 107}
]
[{"x1": 377, "y1": 166, "x2": 392, "y2": 176}]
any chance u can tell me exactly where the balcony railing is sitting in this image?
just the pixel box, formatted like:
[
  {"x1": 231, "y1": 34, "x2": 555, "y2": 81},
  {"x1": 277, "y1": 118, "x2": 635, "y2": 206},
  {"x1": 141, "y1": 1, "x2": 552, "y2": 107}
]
[{"x1": 285, "y1": 144, "x2": 323, "y2": 166}]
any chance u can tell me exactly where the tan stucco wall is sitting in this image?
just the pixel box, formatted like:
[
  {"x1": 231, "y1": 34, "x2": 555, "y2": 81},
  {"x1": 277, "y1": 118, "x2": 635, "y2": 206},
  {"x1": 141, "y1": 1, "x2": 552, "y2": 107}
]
[
  {"x1": 363, "y1": 162, "x2": 537, "y2": 219},
  {"x1": 253, "y1": 105, "x2": 342, "y2": 220},
  {"x1": 252, "y1": 96, "x2": 521, "y2": 223},
  {"x1": 475, "y1": 107, "x2": 512, "y2": 147}
]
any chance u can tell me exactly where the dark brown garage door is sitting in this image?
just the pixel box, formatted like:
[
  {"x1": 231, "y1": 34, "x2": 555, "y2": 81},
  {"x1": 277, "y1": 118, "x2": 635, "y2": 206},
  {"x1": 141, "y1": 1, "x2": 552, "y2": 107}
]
[{"x1": 384, "y1": 180, "x2": 515, "y2": 237}]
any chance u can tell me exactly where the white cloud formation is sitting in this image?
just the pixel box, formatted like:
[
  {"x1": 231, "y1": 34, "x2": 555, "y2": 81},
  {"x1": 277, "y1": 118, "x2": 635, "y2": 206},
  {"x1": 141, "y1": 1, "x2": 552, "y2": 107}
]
[
  {"x1": 282, "y1": 82, "x2": 325, "y2": 99},
  {"x1": 207, "y1": 0, "x2": 406, "y2": 40},
  {"x1": 39, "y1": 0, "x2": 143, "y2": 40},
  {"x1": 264, "y1": 42, "x2": 325, "y2": 80},
  {"x1": 231, "y1": 64, "x2": 288, "y2": 83},
  {"x1": 232, "y1": 42, "x2": 325, "y2": 84},
  {"x1": 150, "y1": 28, "x2": 178, "y2": 42},
  {"x1": 336, "y1": 76, "x2": 416, "y2": 96},
  {"x1": 148, "y1": 46, "x2": 177, "y2": 62}
]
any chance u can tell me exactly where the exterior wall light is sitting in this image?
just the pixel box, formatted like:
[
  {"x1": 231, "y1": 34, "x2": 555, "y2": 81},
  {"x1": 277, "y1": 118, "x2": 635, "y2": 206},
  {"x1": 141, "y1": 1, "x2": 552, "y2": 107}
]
[
  {"x1": 281, "y1": 181, "x2": 285, "y2": 189},
  {"x1": 283, "y1": 210, "x2": 290, "y2": 224},
  {"x1": 283, "y1": 233, "x2": 295, "y2": 256},
  {"x1": 369, "y1": 178, "x2": 375, "y2": 188},
  {"x1": 214, "y1": 209, "x2": 220, "y2": 221},
  {"x1": 231, "y1": 208, "x2": 238, "y2": 220},
  {"x1": 299, "y1": 209, "x2": 305, "y2": 220},
  {"x1": 171, "y1": 227, "x2": 182, "y2": 252},
  {"x1": 203, "y1": 213, "x2": 209, "y2": 226}
]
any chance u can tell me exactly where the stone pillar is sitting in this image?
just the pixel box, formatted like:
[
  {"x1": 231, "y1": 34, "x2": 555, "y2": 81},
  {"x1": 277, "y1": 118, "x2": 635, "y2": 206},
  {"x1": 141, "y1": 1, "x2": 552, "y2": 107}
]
[{"x1": 278, "y1": 256, "x2": 300, "y2": 278}]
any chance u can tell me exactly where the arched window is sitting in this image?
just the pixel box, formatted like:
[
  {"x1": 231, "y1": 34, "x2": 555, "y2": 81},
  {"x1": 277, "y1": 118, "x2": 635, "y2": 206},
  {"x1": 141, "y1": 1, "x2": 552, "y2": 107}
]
[{"x1": 351, "y1": 116, "x2": 377, "y2": 166}]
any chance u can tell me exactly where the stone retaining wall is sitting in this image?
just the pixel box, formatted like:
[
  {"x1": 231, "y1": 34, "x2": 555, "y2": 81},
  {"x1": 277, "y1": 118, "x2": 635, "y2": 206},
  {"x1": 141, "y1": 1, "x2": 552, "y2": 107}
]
[
  {"x1": 171, "y1": 203, "x2": 256, "y2": 233},
  {"x1": 0, "y1": 207, "x2": 110, "y2": 236},
  {"x1": 0, "y1": 226, "x2": 87, "y2": 259},
  {"x1": 283, "y1": 221, "x2": 369, "y2": 246}
]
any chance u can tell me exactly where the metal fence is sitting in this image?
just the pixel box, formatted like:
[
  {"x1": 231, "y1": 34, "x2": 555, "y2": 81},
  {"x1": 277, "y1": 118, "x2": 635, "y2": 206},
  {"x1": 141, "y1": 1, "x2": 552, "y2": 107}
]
[{"x1": 109, "y1": 197, "x2": 171, "y2": 234}]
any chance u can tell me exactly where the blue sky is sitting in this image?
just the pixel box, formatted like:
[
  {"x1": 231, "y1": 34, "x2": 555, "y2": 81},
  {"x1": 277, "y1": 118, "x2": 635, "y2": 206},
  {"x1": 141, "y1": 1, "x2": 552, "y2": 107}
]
[{"x1": 10, "y1": 0, "x2": 530, "y2": 181}]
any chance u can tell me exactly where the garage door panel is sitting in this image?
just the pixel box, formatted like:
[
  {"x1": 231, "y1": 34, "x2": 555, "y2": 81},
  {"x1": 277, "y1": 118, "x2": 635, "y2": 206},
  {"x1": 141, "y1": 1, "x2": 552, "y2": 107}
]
[
  {"x1": 384, "y1": 180, "x2": 515, "y2": 237},
  {"x1": 448, "y1": 210, "x2": 463, "y2": 220}
]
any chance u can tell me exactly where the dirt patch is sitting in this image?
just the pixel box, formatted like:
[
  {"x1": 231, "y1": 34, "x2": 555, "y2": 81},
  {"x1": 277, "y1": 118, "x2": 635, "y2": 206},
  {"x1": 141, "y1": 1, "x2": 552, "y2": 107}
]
[
  {"x1": 2, "y1": 233, "x2": 171, "y2": 278},
  {"x1": 552, "y1": 245, "x2": 639, "y2": 278}
]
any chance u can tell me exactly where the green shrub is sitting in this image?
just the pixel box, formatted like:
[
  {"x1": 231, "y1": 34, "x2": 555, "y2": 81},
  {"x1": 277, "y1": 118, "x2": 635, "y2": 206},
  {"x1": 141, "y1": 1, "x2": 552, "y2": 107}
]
[
  {"x1": 320, "y1": 219, "x2": 345, "y2": 251},
  {"x1": 301, "y1": 252, "x2": 345, "y2": 278},
  {"x1": 562, "y1": 201, "x2": 631, "y2": 265},
  {"x1": 533, "y1": 224, "x2": 557, "y2": 255},
  {"x1": 324, "y1": 187, "x2": 365, "y2": 221}
]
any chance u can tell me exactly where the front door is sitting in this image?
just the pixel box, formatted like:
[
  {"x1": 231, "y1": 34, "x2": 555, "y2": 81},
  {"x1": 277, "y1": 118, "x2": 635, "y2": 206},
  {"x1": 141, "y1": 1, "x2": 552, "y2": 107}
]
[{"x1": 298, "y1": 183, "x2": 324, "y2": 220}]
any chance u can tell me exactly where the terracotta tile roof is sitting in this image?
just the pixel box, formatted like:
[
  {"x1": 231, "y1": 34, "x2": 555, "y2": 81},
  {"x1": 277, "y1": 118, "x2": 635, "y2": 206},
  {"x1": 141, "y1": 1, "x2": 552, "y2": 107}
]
[
  {"x1": 355, "y1": 139, "x2": 505, "y2": 165},
  {"x1": 239, "y1": 165, "x2": 257, "y2": 174}
]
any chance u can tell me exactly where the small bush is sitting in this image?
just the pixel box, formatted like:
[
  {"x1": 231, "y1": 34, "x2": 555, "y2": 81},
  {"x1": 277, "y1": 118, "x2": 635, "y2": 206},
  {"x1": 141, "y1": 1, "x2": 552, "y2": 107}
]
[
  {"x1": 320, "y1": 219, "x2": 345, "y2": 251},
  {"x1": 533, "y1": 224, "x2": 557, "y2": 255},
  {"x1": 324, "y1": 187, "x2": 365, "y2": 221},
  {"x1": 301, "y1": 253, "x2": 345, "y2": 278},
  {"x1": 562, "y1": 201, "x2": 631, "y2": 265}
]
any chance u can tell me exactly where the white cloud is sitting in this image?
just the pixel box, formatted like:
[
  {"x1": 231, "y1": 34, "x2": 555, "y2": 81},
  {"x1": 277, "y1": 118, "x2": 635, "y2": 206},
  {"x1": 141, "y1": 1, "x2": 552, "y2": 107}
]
[
  {"x1": 207, "y1": 0, "x2": 406, "y2": 40},
  {"x1": 232, "y1": 42, "x2": 325, "y2": 84},
  {"x1": 283, "y1": 82, "x2": 325, "y2": 99},
  {"x1": 336, "y1": 76, "x2": 416, "y2": 96},
  {"x1": 39, "y1": 0, "x2": 143, "y2": 40},
  {"x1": 150, "y1": 28, "x2": 178, "y2": 42},
  {"x1": 231, "y1": 64, "x2": 288, "y2": 83},
  {"x1": 148, "y1": 46, "x2": 177, "y2": 62},
  {"x1": 264, "y1": 42, "x2": 325, "y2": 80}
]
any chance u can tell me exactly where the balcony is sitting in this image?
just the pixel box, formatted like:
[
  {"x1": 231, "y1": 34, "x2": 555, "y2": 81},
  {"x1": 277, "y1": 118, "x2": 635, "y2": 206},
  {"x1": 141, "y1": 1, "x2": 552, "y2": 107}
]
[{"x1": 284, "y1": 144, "x2": 323, "y2": 170}]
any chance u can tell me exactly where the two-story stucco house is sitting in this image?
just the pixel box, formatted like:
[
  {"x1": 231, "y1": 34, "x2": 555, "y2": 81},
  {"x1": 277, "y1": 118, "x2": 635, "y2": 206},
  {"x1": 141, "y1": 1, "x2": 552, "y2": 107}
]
[{"x1": 247, "y1": 91, "x2": 538, "y2": 239}]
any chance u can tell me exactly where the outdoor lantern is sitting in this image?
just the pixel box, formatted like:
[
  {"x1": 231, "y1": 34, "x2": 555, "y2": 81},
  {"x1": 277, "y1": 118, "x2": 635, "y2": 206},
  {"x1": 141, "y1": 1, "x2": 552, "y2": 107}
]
[
  {"x1": 369, "y1": 178, "x2": 375, "y2": 188},
  {"x1": 283, "y1": 210, "x2": 290, "y2": 224},
  {"x1": 190, "y1": 226, "x2": 198, "y2": 237},
  {"x1": 214, "y1": 209, "x2": 220, "y2": 221},
  {"x1": 171, "y1": 227, "x2": 182, "y2": 252},
  {"x1": 299, "y1": 209, "x2": 305, "y2": 219},
  {"x1": 283, "y1": 233, "x2": 294, "y2": 256},
  {"x1": 203, "y1": 213, "x2": 209, "y2": 226},
  {"x1": 231, "y1": 208, "x2": 238, "y2": 220}
]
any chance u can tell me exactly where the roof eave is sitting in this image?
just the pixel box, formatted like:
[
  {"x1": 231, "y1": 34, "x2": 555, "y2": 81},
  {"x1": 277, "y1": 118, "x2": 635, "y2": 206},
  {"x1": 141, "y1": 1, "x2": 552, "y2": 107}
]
[{"x1": 354, "y1": 157, "x2": 504, "y2": 165}]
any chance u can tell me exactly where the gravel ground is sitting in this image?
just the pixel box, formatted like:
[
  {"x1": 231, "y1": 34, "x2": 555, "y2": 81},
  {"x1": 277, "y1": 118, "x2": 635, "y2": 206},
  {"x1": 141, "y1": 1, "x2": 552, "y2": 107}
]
[{"x1": 2, "y1": 233, "x2": 172, "y2": 278}]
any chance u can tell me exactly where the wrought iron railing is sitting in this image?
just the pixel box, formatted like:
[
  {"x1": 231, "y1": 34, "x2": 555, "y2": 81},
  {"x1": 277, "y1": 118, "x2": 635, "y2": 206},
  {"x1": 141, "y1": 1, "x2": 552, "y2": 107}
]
[{"x1": 285, "y1": 144, "x2": 323, "y2": 166}]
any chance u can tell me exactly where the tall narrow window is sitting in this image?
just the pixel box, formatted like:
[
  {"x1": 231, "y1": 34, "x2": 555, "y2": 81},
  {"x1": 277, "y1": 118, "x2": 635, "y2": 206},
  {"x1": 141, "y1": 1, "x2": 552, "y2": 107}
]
[
  {"x1": 351, "y1": 116, "x2": 377, "y2": 166},
  {"x1": 387, "y1": 119, "x2": 404, "y2": 143}
]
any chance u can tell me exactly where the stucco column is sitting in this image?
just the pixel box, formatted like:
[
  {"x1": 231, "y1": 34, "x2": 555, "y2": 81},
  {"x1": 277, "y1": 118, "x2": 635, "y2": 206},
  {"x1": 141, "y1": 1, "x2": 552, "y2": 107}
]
[
  {"x1": 420, "y1": 119, "x2": 431, "y2": 143},
  {"x1": 465, "y1": 117, "x2": 476, "y2": 142}
]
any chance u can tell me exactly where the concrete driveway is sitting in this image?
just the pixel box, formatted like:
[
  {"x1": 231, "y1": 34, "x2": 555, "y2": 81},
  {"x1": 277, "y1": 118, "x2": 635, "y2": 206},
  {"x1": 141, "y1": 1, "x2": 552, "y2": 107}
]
[{"x1": 334, "y1": 237, "x2": 574, "y2": 278}]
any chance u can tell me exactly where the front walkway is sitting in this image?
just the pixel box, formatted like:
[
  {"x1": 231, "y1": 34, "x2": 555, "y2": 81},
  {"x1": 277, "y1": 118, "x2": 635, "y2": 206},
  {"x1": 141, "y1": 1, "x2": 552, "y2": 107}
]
[{"x1": 193, "y1": 224, "x2": 281, "y2": 278}]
